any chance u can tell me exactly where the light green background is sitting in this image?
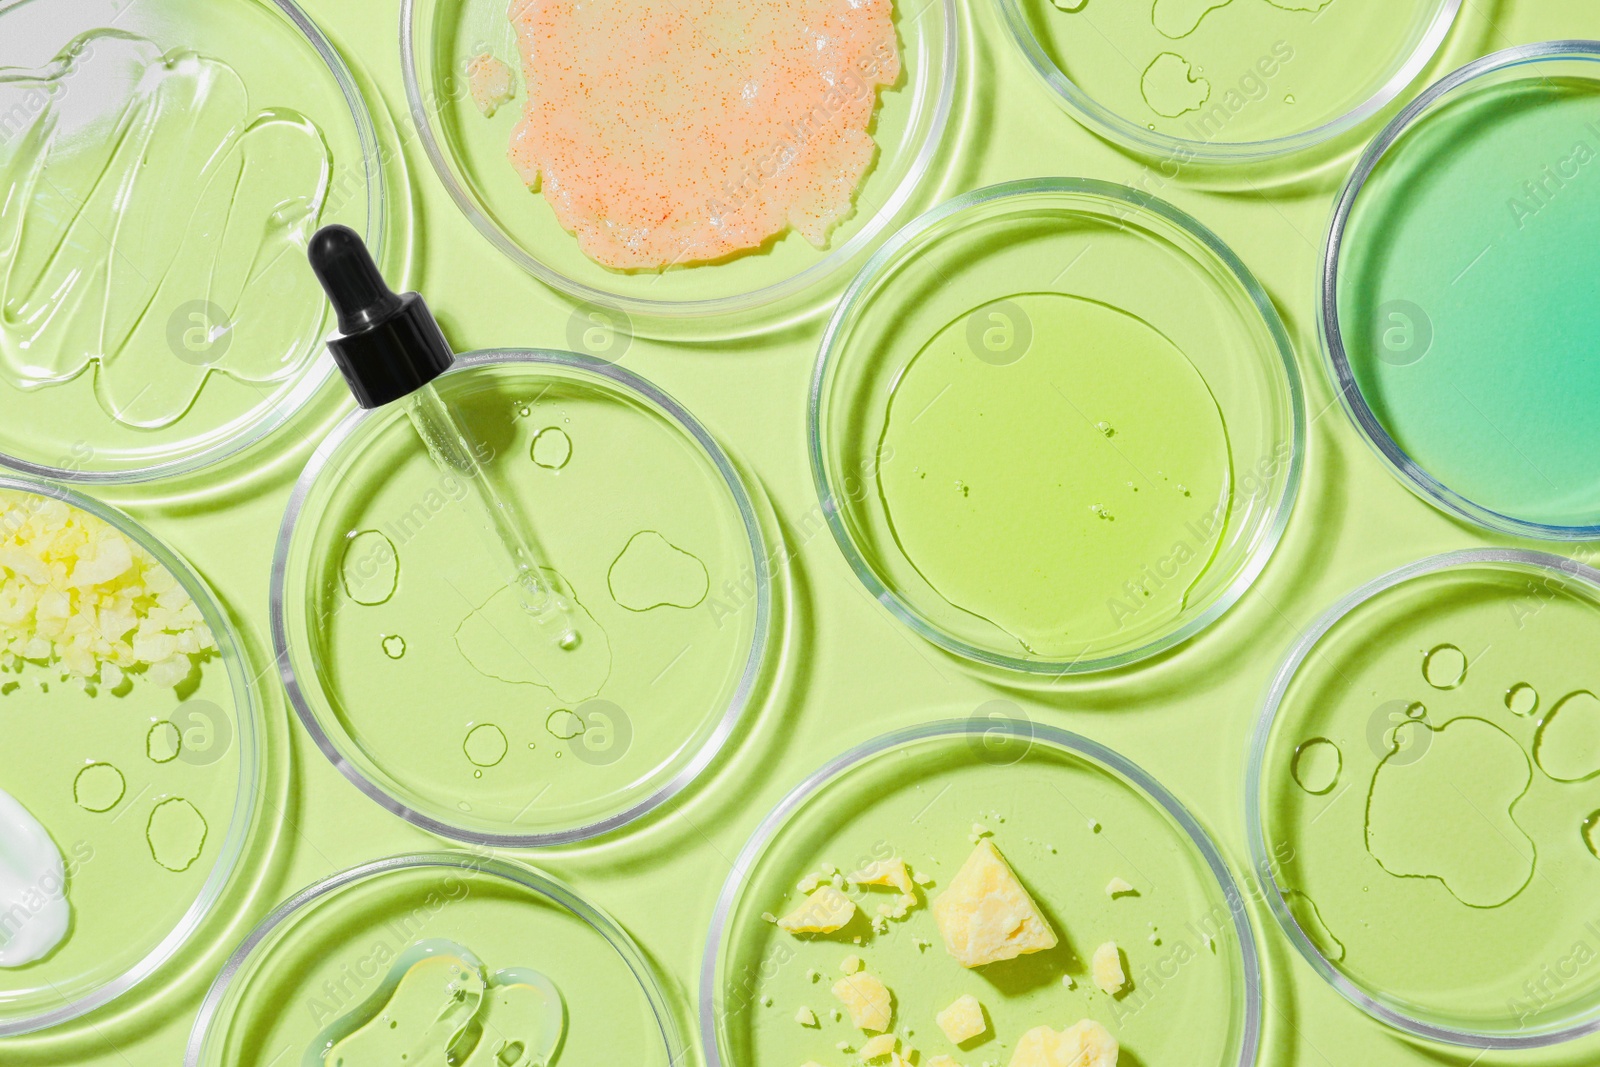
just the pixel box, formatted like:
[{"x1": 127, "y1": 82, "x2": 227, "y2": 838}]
[{"x1": 7, "y1": 0, "x2": 1600, "y2": 1064}]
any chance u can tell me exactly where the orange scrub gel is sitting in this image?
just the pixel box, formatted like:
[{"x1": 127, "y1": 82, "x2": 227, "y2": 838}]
[{"x1": 506, "y1": 0, "x2": 900, "y2": 269}]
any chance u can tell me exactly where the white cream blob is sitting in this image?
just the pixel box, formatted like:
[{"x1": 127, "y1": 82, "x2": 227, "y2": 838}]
[{"x1": 0, "y1": 787, "x2": 70, "y2": 967}]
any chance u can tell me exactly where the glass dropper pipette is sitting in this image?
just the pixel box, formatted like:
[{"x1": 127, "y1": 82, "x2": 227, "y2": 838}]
[{"x1": 306, "y1": 225, "x2": 581, "y2": 651}]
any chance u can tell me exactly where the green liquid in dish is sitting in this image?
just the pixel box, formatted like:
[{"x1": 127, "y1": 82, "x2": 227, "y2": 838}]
[
  {"x1": 1263, "y1": 563, "x2": 1600, "y2": 1032},
  {"x1": 877, "y1": 293, "x2": 1231, "y2": 659},
  {"x1": 1338, "y1": 76, "x2": 1600, "y2": 528}
]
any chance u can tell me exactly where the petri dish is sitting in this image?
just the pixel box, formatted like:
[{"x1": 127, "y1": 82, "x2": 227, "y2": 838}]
[
  {"x1": 186, "y1": 851, "x2": 685, "y2": 1067},
  {"x1": 703, "y1": 720, "x2": 1261, "y2": 1067},
  {"x1": 0, "y1": 474, "x2": 261, "y2": 1034},
  {"x1": 0, "y1": 0, "x2": 386, "y2": 483},
  {"x1": 996, "y1": 0, "x2": 1459, "y2": 162},
  {"x1": 810, "y1": 179, "x2": 1303, "y2": 674},
  {"x1": 1323, "y1": 43, "x2": 1600, "y2": 538},
  {"x1": 1249, "y1": 549, "x2": 1600, "y2": 1046},
  {"x1": 272, "y1": 350, "x2": 770, "y2": 846},
  {"x1": 400, "y1": 0, "x2": 956, "y2": 326}
]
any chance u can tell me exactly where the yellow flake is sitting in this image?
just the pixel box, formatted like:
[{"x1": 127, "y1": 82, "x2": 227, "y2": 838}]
[
  {"x1": 850, "y1": 858, "x2": 920, "y2": 917},
  {"x1": 931, "y1": 841, "x2": 1059, "y2": 968},
  {"x1": 797, "y1": 1007, "x2": 819, "y2": 1027},
  {"x1": 779, "y1": 885, "x2": 857, "y2": 934},
  {"x1": 1092, "y1": 941, "x2": 1126, "y2": 995},
  {"x1": 1006, "y1": 1021, "x2": 1118, "y2": 1067},
  {"x1": 1104, "y1": 877, "x2": 1135, "y2": 898},
  {"x1": 832, "y1": 972, "x2": 893, "y2": 1032},
  {"x1": 935, "y1": 994, "x2": 987, "y2": 1044},
  {"x1": 0, "y1": 490, "x2": 215, "y2": 686},
  {"x1": 860, "y1": 1034, "x2": 898, "y2": 1061},
  {"x1": 841, "y1": 954, "x2": 863, "y2": 975}
]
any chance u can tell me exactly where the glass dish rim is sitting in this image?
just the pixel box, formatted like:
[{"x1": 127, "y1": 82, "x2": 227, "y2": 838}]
[
  {"x1": 700, "y1": 717, "x2": 1264, "y2": 1067},
  {"x1": 183, "y1": 849, "x2": 684, "y2": 1066},
  {"x1": 1245, "y1": 546, "x2": 1600, "y2": 1048},
  {"x1": 992, "y1": 0, "x2": 1461, "y2": 162},
  {"x1": 397, "y1": 0, "x2": 958, "y2": 321},
  {"x1": 1318, "y1": 40, "x2": 1600, "y2": 540},
  {"x1": 270, "y1": 348, "x2": 773, "y2": 847},
  {"x1": 0, "y1": 0, "x2": 386, "y2": 486},
  {"x1": 0, "y1": 473, "x2": 264, "y2": 1037},
  {"x1": 808, "y1": 177, "x2": 1306, "y2": 675}
]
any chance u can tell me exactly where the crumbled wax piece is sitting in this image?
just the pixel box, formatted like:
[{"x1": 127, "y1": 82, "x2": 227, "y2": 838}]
[
  {"x1": 0, "y1": 491, "x2": 215, "y2": 686},
  {"x1": 850, "y1": 857, "x2": 920, "y2": 918},
  {"x1": 1061, "y1": 974, "x2": 1076, "y2": 990},
  {"x1": 832, "y1": 971, "x2": 893, "y2": 1032},
  {"x1": 779, "y1": 884, "x2": 857, "y2": 934},
  {"x1": 1105, "y1": 877, "x2": 1135, "y2": 898},
  {"x1": 860, "y1": 1034, "x2": 897, "y2": 1061},
  {"x1": 931, "y1": 841, "x2": 1059, "y2": 968},
  {"x1": 797, "y1": 1007, "x2": 819, "y2": 1027},
  {"x1": 914, "y1": 871, "x2": 934, "y2": 886},
  {"x1": 935, "y1": 994, "x2": 987, "y2": 1045},
  {"x1": 800, "y1": 872, "x2": 826, "y2": 893},
  {"x1": 841, "y1": 954, "x2": 863, "y2": 975},
  {"x1": 1007, "y1": 1021, "x2": 1118, "y2": 1067},
  {"x1": 465, "y1": 53, "x2": 516, "y2": 117},
  {"x1": 763, "y1": 912, "x2": 778, "y2": 923},
  {"x1": 1092, "y1": 941, "x2": 1126, "y2": 995}
]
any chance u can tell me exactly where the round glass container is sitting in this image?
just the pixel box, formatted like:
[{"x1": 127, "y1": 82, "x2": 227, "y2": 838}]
[
  {"x1": 400, "y1": 0, "x2": 956, "y2": 326},
  {"x1": 1249, "y1": 550, "x2": 1600, "y2": 1046},
  {"x1": 272, "y1": 350, "x2": 770, "y2": 846},
  {"x1": 703, "y1": 720, "x2": 1261, "y2": 1067},
  {"x1": 1322, "y1": 43, "x2": 1600, "y2": 538},
  {"x1": 811, "y1": 179, "x2": 1303, "y2": 674},
  {"x1": 0, "y1": 474, "x2": 261, "y2": 1034},
  {"x1": 996, "y1": 0, "x2": 1459, "y2": 161},
  {"x1": 0, "y1": 0, "x2": 386, "y2": 483},
  {"x1": 186, "y1": 851, "x2": 684, "y2": 1067}
]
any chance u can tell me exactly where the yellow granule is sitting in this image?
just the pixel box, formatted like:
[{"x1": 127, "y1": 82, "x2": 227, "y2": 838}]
[{"x1": 0, "y1": 491, "x2": 216, "y2": 687}]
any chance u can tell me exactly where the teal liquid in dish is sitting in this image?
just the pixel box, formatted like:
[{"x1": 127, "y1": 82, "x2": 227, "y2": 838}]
[{"x1": 1338, "y1": 75, "x2": 1600, "y2": 528}]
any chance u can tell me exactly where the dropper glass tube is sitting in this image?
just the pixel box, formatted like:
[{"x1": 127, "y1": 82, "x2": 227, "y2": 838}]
[
  {"x1": 402, "y1": 382, "x2": 581, "y2": 649},
  {"x1": 307, "y1": 224, "x2": 581, "y2": 653}
]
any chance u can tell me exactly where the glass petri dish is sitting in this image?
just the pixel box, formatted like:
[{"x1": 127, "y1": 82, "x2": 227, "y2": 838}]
[
  {"x1": 400, "y1": 0, "x2": 956, "y2": 326},
  {"x1": 811, "y1": 179, "x2": 1303, "y2": 674},
  {"x1": 703, "y1": 720, "x2": 1261, "y2": 1067},
  {"x1": 1322, "y1": 43, "x2": 1600, "y2": 539},
  {"x1": 997, "y1": 0, "x2": 1458, "y2": 162},
  {"x1": 1249, "y1": 549, "x2": 1600, "y2": 1047},
  {"x1": 186, "y1": 851, "x2": 684, "y2": 1067},
  {"x1": 0, "y1": 474, "x2": 261, "y2": 1034},
  {"x1": 0, "y1": 0, "x2": 386, "y2": 483},
  {"x1": 272, "y1": 350, "x2": 770, "y2": 846}
]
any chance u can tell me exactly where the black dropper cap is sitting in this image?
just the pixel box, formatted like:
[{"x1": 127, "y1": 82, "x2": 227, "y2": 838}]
[{"x1": 307, "y1": 225, "x2": 455, "y2": 408}]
